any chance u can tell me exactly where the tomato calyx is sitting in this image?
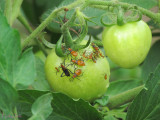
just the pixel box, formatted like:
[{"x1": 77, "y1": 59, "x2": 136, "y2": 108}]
[{"x1": 55, "y1": 8, "x2": 95, "y2": 57}]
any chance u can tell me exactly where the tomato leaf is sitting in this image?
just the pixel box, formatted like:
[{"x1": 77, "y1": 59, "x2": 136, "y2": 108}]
[
  {"x1": 141, "y1": 40, "x2": 160, "y2": 82},
  {"x1": 28, "y1": 93, "x2": 53, "y2": 120},
  {"x1": 0, "y1": 11, "x2": 36, "y2": 88},
  {"x1": 105, "y1": 79, "x2": 142, "y2": 97},
  {"x1": 16, "y1": 90, "x2": 49, "y2": 118},
  {"x1": 126, "y1": 64, "x2": 160, "y2": 120},
  {"x1": 13, "y1": 48, "x2": 36, "y2": 87},
  {"x1": 0, "y1": 79, "x2": 18, "y2": 117},
  {"x1": 31, "y1": 57, "x2": 50, "y2": 91},
  {"x1": 47, "y1": 93, "x2": 102, "y2": 120}
]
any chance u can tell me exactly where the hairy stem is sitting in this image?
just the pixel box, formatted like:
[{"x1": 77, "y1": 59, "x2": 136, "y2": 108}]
[
  {"x1": 22, "y1": 0, "x2": 84, "y2": 49},
  {"x1": 107, "y1": 85, "x2": 144, "y2": 109},
  {"x1": 18, "y1": 15, "x2": 48, "y2": 56},
  {"x1": 88, "y1": 0, "x2": 160, "y2": 23}
]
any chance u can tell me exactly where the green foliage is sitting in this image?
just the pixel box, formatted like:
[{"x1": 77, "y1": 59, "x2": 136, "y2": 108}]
[
  {"x1": 0, "y1": 0, "x2": 5, "y2": 12},
  {"x1": 0, "y1": 11, "x2": 36, "y2": 88},
  {"x1": 31, "y1": 57, "x2": 50, "y2": 91},
  {"x1": 17, "y1": 90, "x2": 48, "y2": 118},
  {"x1": 48, "y1": 93, "x2": 102, "y2": 120},
  {"x1": 126, "y1": 64, "x2": 160, "y2": 120},
  {"x1": 29, "y1": 93, "x2": 53, "y2": 120},
  {"x1": 0, "y1": 79, "x2": 18, "y2": 118},
  {"x1": 141, "y1": 40, "x2": 160, "y2": 82},
  {"x1": 106, "y1": 79, "x2": 142, "y2": 97}
]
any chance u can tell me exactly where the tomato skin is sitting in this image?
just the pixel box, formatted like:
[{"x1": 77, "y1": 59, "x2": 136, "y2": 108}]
[
  {"x1": 102, "y1": 20, "x2": 152, "y2": 68},
  {"x1": 45, "y1": 47, "x2": 110, "y2": 101}
]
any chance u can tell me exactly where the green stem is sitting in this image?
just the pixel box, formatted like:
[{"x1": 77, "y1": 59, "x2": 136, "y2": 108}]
[
  {"x1": 61, "y1": 11, "x2": 78, "y2": 48},
  {"x1": 17, "y1": 15, "x2": 33, "y2": 33},
  {"x1": 107, "y1": 85, "x2": 144, "y2": 109},
  {"x1": 88, "y1": 0, "x2": 160, "y2": 23},
  {"x1": 4, "y1": 0, "x2": 12, "y2": 25},
  {"x1": 13, "y1": 107, "x2": 19, "y2": 120},
  {"x1": 18, "y1": 15, "x2": 48, "y2": 56},
  {"x1": 22, "y1": 0, "x2": 84, "y2": 49},
  {"x1": 117, "y1": 6, "x2": 125, "y2": 26},
  {"x1": 11, "y1": 0, "x2": 23, "y2": 25}
]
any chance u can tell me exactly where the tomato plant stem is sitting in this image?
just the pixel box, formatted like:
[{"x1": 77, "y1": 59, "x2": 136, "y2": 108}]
[
  {"x1": 18, "y1": 15, "x2": 48, "y2": 56},
  {"x1": 88, "y1": 0, "x2": 160, "y2": 24},
  {"x1": 107, "y1": 85, "x2": 144, "y2": 109},
  {"x1": 22, "y1": 0, "x2": 84, "y2": 49}
]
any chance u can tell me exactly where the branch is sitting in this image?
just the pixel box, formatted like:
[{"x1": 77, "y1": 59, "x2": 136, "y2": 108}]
[
  {"x1": 107, "y1": 85, "x2": 144, "y2": 109},
  {"x1": 18, "y1": 15, "x2": 48, "y2": 56},
  {"x1": 88, "y1": 0, "x2": 160, "y2": 24},
  {"x1": 22, "y1": 0, "x2": 84, "y2": 49}
]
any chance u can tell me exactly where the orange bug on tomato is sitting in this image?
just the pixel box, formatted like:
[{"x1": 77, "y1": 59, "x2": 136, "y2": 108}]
[
  {"x1": 71, "y1": 59, "x2": 85, "y2": 66},
  {"x1": 68, "y1": 48, "x2": 78, "y2": 57}
]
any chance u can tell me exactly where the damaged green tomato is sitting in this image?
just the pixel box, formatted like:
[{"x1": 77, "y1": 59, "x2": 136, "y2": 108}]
[{"x1": 45, "y1": 44, "x2": 110, "y2": 101}]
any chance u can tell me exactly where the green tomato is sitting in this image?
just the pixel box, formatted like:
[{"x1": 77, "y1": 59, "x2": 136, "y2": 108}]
[
  {"x1": 102, "y1": 20, "x2": 152, "y2": 68},
  {"x1": 45, "y1": 46, "x2": 110, "y2": 101}
]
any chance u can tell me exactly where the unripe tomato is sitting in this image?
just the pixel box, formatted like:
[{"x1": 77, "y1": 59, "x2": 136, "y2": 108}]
[
  {"x1": 102, "y1": 20, "x2": 152, "y2": 68},
  {"x1": 45, "y1": 45, "x2": 110, "y2": 101}
]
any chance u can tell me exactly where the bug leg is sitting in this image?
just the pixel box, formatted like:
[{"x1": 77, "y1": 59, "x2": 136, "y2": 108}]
[{"x1": 61, "y1": 72, "x2": 66, "y2": 77}]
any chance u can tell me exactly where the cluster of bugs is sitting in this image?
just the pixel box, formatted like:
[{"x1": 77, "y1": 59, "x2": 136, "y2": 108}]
[
  {"x1": 82, "y1": 43, "x2": 104, "y2": 63},
  {"x1": 54, "y1": 43, "x2": 108, "y2": 81}
]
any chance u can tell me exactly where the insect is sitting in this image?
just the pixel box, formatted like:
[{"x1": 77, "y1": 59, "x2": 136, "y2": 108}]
[
  {"x1": 104, "y1": 74, "x2": 107, "y2": 80},
  {"x1": 68, "y1": 48, "x2": 78, "y2": 57},
  {"x1": 88, "y1": 53, "x2": 93, "y2": 59},
  {"x1": 64, "y1": 8, "x2": 69, "y2": 11},
  {"x1": 60, "y1": 64, "x2": 72, "y2": 77},
  {"x1": 99, "y1": 51, "x2": 104, "y2": 58},
  {"x1": 71, "y1": 59, "x2": 85, "y2": 66},
  {"x1": 72, "y1": 69, "x2": 82, "y2": 80},
  {"x1": 82, "y1": 50, "x2": 88, "y2": 58},
  {"x1": 91, "y1": 43, "x2": 99, "y2": 51},
  {"x1": 55, "y1": 67, "x2": 60, "y2": 75},
  {"x1": 88, "y1": 53, "x2": 96, "y2": 63}
]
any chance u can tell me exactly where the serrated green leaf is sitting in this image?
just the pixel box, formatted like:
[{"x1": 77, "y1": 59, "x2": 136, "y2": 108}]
[
  {"x1": 32, "y1": 57, "x2": 50, "y2": 91},
  {"x1": 105, "y1": 79, "x2": 142, "y2": 97},
  {"x1": 141, "y1": 40, "x2": 160, "y2": 82},
  {"x1": 13, "y1": 48, "x2": 36, "y2": 87},
  {"x1": 120, "y1": 0, "x2": 157, "y2": 9},
  {"x1": 16, "y1": 90, "x2": 49, "y2": 118},
  {"x1": 47, "y1": 93, "x2": 102, "y2": 120},
  {"x1": 0, "y1": 11, "x2": 36, "y2": 88},
  {"x1": 0, "y1": 79, "x2": 18, "y2": 118},
  {"x1": 28, "y1": 93, "x2": 53, "y2": 120},
  {"x1": 126, "y1": 64, "x2": 160, "y2": 120}
]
